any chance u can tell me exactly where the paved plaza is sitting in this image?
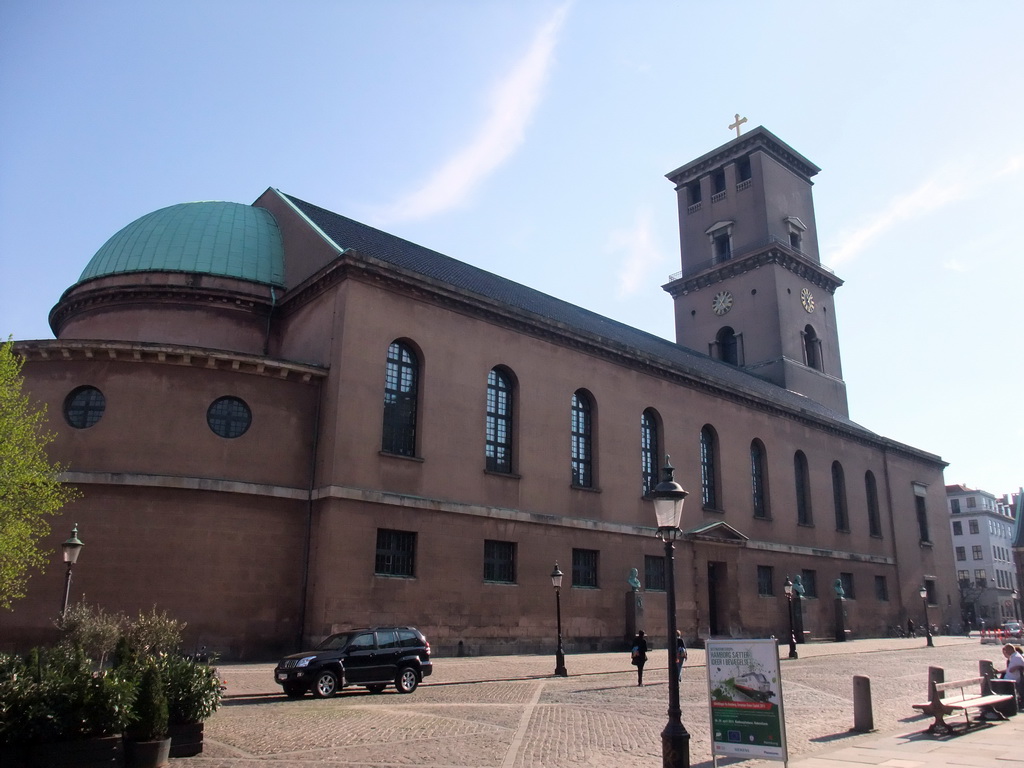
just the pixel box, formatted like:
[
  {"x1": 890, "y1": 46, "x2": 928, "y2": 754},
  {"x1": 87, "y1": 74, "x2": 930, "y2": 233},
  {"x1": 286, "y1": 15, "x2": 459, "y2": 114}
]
[{"x1": 182, "y1": 636, "x2": 1024, "y2": 767}]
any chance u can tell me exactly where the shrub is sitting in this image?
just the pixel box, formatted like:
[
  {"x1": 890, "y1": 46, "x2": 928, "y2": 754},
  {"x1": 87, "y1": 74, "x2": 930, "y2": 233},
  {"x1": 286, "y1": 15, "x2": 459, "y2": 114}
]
[
  {"x1": 0, "y1": 646, "x2": 134, "y2": 746},
  {"x1": 120, "y1": 608, "x2": 184, "y2": 659},
  {"x1": 57, "y1": 602, "x2": 125, "y2": 666},
  {"x1": 127, "y1": 663, "x2": 168, "y2": 742},
  {"x1": 161, "y1": 654, "x2": 223, "y2": 724}
]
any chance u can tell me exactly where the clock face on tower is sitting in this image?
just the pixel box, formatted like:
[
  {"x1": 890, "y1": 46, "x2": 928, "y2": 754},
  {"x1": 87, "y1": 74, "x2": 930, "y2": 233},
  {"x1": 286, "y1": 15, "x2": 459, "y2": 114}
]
[
  {"x1": 800, "y1": 288, "x2": 815, "y2": 313},
  {"x1": 712, "y1": 290, "x2": 733, "y2": 316}
]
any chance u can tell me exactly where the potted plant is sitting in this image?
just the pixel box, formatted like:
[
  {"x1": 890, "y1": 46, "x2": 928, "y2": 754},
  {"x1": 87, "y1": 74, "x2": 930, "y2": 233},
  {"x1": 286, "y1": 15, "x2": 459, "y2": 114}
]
[
  {"x1": 0, "y1": 646, "x2": 134, "y2": 768},
  {"x1": 161, "y1": 654, "x2": 223, "y2": 757},
  {"x1": 124, "y1": 663, "x2": 170, "y2": 768}
]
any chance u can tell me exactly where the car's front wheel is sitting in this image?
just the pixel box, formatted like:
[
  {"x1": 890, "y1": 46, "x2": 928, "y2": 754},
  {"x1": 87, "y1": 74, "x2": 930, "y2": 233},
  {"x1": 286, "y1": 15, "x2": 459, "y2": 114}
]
[
  {"x1": 395, "y1": 667, "x2": 419, "y2": 694},
  {"x1": 313, "y1": 669, "x2": 340, "y2": 698},
  {"x1": 283, "y1": 683, "x2": 307, "y2": 699}
]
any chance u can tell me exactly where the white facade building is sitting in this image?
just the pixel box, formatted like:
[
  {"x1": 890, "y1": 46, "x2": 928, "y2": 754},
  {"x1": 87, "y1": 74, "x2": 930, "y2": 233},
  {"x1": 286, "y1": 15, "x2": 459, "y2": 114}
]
[{"x1": 947, "y1": 484, "x2": 1019, "y2": 628}]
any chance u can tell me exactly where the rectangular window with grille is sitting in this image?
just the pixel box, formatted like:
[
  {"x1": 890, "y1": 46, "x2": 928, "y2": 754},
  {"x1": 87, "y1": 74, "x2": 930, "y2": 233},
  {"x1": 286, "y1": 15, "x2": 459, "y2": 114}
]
[
  {"x1": 757, "y1": 565, "x2": 774, "y2": 597},
  {"x1": 572, "y1": 548, "x2": 599, "y2": 588},
  {"x1": 973, "y1": 545, "x2": 983, "y2": 560},
  {"x1": 375, "y1": 529, "x2": 416, "y2": 577},
  {"x1": 955, "y1": 546, "x2": 966, "y2": 561},
  {"x1": 644, "y1": 555, "x2": 666, "y2": 591},
  {"x1": 874, "y1": 575, "x2": 888, "y2": 601},
  {"x1": 483, "y1": 540, "x2": 516, "y2": 583}
]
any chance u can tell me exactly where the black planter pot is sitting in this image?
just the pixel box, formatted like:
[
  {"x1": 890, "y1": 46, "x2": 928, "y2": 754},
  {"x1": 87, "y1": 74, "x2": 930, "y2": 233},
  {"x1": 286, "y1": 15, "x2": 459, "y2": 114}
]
[
  {"x1": 168, "y1": 721, "x2": 204, "y2": 757},
  {"x1": 123, "y1": 737, "x2": 170, "y2": 768}
]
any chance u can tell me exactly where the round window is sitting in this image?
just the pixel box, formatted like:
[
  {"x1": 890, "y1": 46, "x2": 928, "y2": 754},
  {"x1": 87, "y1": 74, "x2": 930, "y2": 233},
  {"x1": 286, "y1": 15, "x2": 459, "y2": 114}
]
[
  {"x1": 207, "y1": 396, "x2": 252, "y2": 439},
  {"x1": 64, "y1": 386, "x2": 106, "y2": 429}
]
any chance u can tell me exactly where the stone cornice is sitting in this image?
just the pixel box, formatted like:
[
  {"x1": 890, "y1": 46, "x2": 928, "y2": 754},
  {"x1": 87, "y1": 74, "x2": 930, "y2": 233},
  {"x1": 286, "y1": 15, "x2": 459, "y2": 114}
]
[
  {"x1": 15, "y1": 340, "x2": 327, "y2": 383},
  {"x1": 664, "y1": 244, "x2": 843, "y2": 297},
  {"x1": 48, "y1": 280, "x2": 276, "y2": 337},
  {"x1": 666, "y1": 126, "x2": 821, "y2": 186}
]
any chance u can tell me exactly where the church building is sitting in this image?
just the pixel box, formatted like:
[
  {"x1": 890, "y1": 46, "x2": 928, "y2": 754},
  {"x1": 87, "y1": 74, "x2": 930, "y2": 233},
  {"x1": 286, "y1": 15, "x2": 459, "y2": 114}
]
[{"x1": 3, "y1": 127, "x2": 955, "y2": 658}]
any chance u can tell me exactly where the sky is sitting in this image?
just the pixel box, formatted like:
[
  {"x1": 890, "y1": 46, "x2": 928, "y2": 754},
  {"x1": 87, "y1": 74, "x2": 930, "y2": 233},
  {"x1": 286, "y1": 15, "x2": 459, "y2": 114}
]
[{"x1": 1, "y1": 1, "x2": 1022, "y2": 497}]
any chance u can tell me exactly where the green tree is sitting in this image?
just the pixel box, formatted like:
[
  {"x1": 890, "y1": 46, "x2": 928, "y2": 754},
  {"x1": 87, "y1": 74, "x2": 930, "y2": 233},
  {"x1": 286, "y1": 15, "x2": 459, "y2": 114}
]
[{"x1": 0, "y1": 339, "x2": 79, "y2": 609}]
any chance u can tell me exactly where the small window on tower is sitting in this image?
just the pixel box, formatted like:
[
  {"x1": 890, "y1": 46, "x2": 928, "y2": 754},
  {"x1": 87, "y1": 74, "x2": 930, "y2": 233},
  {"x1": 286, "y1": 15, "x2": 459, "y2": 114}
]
[
  {"x1": 714, "y1": 233, "x2": 731, "y2": 260},
  {"x1": 688, "y1": 181, "x2": 702, "y2": 207},
  {"x1": 784, "y1": 216, "x2": 807, "y2": 253},
  {"x1": 712, "y1": 170, "x2": 726, "y2": 195},
  {"x1": 803, "y1": 325, "x2": 822, "y2": 371},
  {"x1": 716, "y1": 327, "x2": 739, "y2": 366},
  {"x1": 737, "y1": 157, "x2": 751, "y2": 182}
]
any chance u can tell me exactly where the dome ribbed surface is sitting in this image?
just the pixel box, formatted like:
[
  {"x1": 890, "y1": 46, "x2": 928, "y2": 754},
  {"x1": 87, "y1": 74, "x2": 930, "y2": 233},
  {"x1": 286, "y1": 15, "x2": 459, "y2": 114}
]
[{"x1": 78, "y1": 202, "x2": 285, "y2": 286}]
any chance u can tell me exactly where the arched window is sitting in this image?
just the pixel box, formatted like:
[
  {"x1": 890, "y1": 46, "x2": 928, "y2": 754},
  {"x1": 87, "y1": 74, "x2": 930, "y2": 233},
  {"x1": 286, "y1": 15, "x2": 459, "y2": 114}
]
[
  {"x1": 794, "y1": 450, "x2": 812, "y2": 525},
  {"x1": 716, "y1": 327, "x2": 739, "y2": 366},
  {"x1": 700, "y1": 425, "x2": 720, "y2": 510},
  {"x1": 832, "y1": 461, "x2": 849, "y2": 531},
  {"x1": 571, "y1": 390, "x2": 594, "y2": 488},
  {"x1": 750, "y1": 439, "x2": 769, "y2": 519},
  {"x1": 641, "y1": 409, "x2": 660, "y2": 495},
  {"x1": 382, "y1": 341, "x2": 418, "y2": 456},
  {"x1": 803, "y1": 325, "x2": 822, "y2": 371},
  {"x1": 486, "y1": 368, "x2": 514, "y2": 473},
  {"x1": 865, "y1": 471, "x2": 882, "y2": 537}
]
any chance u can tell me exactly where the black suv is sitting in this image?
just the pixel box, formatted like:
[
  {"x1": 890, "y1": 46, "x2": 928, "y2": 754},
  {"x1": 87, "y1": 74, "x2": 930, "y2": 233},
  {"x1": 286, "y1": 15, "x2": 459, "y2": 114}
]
[{"x1": 274, "y1": 626, "x2": 432, "y2": 698}]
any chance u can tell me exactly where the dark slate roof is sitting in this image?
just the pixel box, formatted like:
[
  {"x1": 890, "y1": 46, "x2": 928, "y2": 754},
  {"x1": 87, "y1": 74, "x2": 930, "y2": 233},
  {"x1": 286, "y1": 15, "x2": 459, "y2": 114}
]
[{"x1": 282, "y1": 192, "x2": 873, "y2": 436}]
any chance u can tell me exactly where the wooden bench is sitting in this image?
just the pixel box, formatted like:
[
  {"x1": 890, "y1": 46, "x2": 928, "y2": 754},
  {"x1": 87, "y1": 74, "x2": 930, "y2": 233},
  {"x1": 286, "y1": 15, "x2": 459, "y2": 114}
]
[{"x1": 911, "y1": 676, "x2": 1013, "y2": 734}]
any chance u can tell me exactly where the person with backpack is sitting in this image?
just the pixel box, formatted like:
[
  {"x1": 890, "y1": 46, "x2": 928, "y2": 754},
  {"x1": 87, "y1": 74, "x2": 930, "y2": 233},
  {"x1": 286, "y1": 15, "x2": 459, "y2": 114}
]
[
  {"x1": 630, "y1": 630, "x2": 648, "y2": 686},
  {"x1": 675, "y1": 630, "x2": 688, "y2": 682}
]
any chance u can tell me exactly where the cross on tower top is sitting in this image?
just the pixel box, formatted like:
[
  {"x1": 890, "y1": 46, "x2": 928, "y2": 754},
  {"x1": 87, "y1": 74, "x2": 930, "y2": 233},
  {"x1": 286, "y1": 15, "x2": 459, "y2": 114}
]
[{"x1": 729, "y1": 113, "x2": 748, "y2": 138}]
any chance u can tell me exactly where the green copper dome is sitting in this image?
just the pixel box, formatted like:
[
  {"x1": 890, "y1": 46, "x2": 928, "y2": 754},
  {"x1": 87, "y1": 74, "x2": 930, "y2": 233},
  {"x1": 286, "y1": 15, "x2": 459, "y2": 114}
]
[{"x1": 78, "y1": 202, "x2": 286, "y2": 286}]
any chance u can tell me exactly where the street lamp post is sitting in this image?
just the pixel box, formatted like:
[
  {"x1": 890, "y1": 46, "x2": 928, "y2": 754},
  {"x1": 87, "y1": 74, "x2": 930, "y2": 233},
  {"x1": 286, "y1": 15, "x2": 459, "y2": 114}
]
[
  {"x1": 784, "y1": 578, "x2": 798, "y2": 659},
  {"x1": 551, "y1": 563, "x2": 568, "y2": 677},
  {"x1": 651, "y1": 457, "x2": 689, "y2": 768},
  {"x1": 59, "y1": 524, "x2": 84, "y2": 619},
  {"x1": 919, "y1": 585, "x2": 933, "y2": 647}
]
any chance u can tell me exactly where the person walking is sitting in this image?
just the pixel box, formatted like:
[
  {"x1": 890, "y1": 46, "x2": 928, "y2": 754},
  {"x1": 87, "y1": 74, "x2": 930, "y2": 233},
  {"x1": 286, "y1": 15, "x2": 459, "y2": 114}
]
[
  {"x1": 631, "y1": 630, "x2": 648, "y2": 686},
  {"x1": 675, "y1": 630, "x2": 687, "y2": 683},
  {"x1": 907, "y1": 618, "x2": 916, "y2": 638}
]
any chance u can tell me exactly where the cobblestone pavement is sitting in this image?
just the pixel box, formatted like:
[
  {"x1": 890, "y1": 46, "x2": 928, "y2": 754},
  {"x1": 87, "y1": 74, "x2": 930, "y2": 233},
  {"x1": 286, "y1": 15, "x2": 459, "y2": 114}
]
[{"x1": 178, "y1": 636, "x2": 1024, "y2": 767}]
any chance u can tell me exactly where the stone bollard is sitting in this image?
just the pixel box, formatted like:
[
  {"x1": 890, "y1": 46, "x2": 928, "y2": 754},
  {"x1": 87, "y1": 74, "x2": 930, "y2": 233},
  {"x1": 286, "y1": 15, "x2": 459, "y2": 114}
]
[
  {"x1": 853, "y1": 675, "x2": 873, "y2": 732},
  {"x1": 980, "y1": 660, "x2": 994, "y2": 695},
  {"x1": 927, "y1": 666, "x2": 944, "y2": 702}
]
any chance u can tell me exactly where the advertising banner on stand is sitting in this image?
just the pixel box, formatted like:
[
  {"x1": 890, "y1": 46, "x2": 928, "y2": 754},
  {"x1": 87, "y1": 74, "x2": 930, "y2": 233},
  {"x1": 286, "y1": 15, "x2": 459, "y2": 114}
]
[{"x1": 706, "y1": 638, "x2": 788, "y2": 763}]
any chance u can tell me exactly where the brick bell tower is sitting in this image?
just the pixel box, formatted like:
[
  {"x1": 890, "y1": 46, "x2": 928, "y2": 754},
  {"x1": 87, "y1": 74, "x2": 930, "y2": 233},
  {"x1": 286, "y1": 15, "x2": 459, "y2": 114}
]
[{"x1": 663, "y1": 124, "x2": 848, "y2": 417}]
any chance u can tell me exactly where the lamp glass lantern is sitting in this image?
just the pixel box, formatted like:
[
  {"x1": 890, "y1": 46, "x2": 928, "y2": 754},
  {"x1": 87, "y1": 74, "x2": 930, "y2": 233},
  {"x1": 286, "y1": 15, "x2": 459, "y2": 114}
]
[
  {"x1": 59, "y1": 524, "x2": 84, "y2": 619},
  {"x1": 62, "y1": 526, "x2": 84, "y2": 564},
  {"x1": 550, "y1": 564, "x2": 564, "y2": 590},
  {"x1": 652, "y1": 458, "x2": 688, "y2": 532}
]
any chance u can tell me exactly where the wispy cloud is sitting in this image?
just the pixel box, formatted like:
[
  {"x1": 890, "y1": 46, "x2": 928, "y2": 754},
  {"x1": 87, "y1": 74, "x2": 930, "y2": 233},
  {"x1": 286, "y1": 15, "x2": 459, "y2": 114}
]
[
  {"x1": 610, "y1": 210, "x2": 666, "y2": 298},
  {"x1": 827, "y1": 174, "x2": 967, "y2": 267},
  {"x1": 828, "y1": 153, "x2": 1024, "y2": 268},
  {"x1": 377, "y1": 4, "x2": 570, "y2": 224}
]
